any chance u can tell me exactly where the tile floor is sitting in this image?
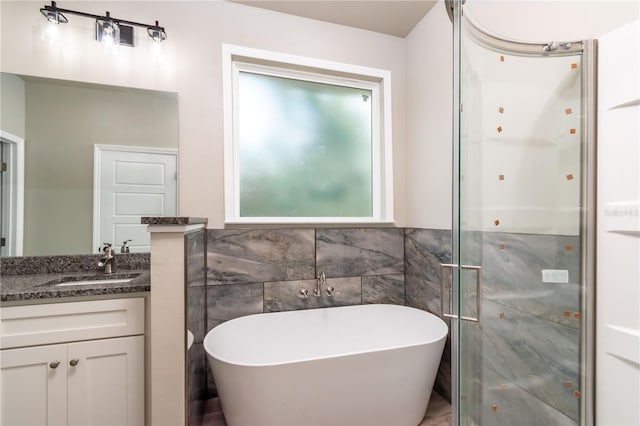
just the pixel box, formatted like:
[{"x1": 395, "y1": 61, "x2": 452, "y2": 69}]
[
  {"x1": 197, "y1": 391, "x2": 451, "y2": 426},
  {"x1": 418, "y1": 393, "x2": 452, "y2": 426}
]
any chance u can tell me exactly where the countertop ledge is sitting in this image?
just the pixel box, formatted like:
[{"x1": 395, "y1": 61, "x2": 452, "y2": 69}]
[
  {"x1": 141, "y1": 216, "x2": 208, "y2": 225},
  {"x1": 1, "y1": 269, "x2": 150, "y2": 303}
]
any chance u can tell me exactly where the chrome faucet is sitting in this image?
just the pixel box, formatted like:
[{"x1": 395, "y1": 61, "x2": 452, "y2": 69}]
[
  {"x1": 98, "y1": 242, "x2": 115, "y2": 274},
  {"x1": 314, "y1": 272, "x2": 326, "y2": 297}
]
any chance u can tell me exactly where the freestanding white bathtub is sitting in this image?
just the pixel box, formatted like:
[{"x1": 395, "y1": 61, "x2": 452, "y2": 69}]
[{"x1": 203, "y1": 304, "x2": 448, "y2": 426}]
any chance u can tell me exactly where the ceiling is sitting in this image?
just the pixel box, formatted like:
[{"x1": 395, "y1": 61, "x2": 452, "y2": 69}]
[{"x1": 230, "y1": 1, "x2": 439, "y2": 38}]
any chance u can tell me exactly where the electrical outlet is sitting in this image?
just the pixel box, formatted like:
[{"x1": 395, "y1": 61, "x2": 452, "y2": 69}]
[{"x1": 541, "y1": 269, "x2": 569, "y2": 283}]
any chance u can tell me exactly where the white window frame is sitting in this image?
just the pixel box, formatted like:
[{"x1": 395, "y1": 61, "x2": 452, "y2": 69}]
[{"x1": 222, "y1": 44, "x2": 394, "y2": 224}]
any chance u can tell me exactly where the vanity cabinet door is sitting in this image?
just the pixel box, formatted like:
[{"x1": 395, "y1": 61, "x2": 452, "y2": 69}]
[
  {"x1": 1, "y1": 344, "x2": 68, "y2": 426},
  {"x1": 67, "y1": 335, "x2": 144, "y2": 426}
]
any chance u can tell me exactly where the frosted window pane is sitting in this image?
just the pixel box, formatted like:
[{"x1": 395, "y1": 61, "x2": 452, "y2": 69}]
[{"x1": 238, "y1": 71, "x2": 373, "y2": 217}]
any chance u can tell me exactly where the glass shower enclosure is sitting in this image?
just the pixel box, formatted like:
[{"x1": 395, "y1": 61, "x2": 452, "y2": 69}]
[{"x1": 448, "y1": 2, "x2": 596, "y2": 425}]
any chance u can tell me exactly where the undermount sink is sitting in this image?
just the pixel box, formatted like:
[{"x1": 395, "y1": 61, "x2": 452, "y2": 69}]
[
  {"x1": 53, "y1": 278, "x2": 134, "y2": 287},
  {"x1": 43, "y1": 273, "x2": 140, "y2": 287}
]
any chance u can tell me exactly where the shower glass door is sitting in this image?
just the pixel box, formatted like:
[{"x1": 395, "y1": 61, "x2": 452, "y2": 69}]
[{"x1": 452, "y1": 2, "x2": 595, "y2": 425}]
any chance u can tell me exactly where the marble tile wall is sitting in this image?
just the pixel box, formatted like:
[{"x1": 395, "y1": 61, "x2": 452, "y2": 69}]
[
  {"x1": 477, "y1": 367, "x2": 577, "y2": 426},
  {"x1": 207, "y1": 229, "x2": 315, "y2": 285},
  {"x1": 405, "y1": 228, "x2": 453, "y2": 401},
  {"x1": 316, "y1": 228, "x2": 404, "y2": 277},
  {"x1": 201, "y1": 226, "x2": 582, "y2": 426},
  {"x1": 185, "y1": 229, "x2": 207, "y2": 425},
  {"x1": 206, "y1": 228, "x2": 406, "y2": 321},
  {"x1": 404, "y1": 228, "x2": 582, "y2": 425},
  {"x1": 478, "y1": 232, "x2": 581, "y2": 423}
]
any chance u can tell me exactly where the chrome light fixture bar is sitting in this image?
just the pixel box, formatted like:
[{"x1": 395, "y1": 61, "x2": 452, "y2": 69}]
[{"x1": 39, "y1": 1, "x2": 167, "y2": 46}]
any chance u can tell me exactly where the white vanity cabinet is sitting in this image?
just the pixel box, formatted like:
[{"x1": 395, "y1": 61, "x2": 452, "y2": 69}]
[
  {"x1": 0, "y1": 298, "x2": 145, "y2": 426},
  {"x1": 1, "y1": 343, "x2": 68, "y2": 425}
]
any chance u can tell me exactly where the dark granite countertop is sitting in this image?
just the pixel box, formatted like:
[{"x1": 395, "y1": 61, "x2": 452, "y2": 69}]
[
  {"x1": 1, "y1": 269, "x2": 150, "y2": 303},
  {"x1": 0, "y1": 269, "x2": 151, "y2": 302},
  {"x1": 1, "y1": 253, "x2": 150, "y2": 304},
  {"x1": 141, "y1": 216, "x2": 208, "y2": 225}
]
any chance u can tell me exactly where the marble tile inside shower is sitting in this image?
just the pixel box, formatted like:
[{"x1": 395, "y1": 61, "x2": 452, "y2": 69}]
[
  {"x1": 481, "y1": 232, "x2": 581, "y2": 327},
  {"x1": 264, "y1": 277, "x2": 361, "y2": 312},
  {"x1": 480, "y1": 299, "x2": 580, "y2": 420},
  {"x1": 479, "y1": 366, "x2": 577, "y2": 426},
  {"x1": 316, "y1": 228, "x2": 404, "y2": 277},
  {"x1": 207, "y1": 229, "x2": 315, "y2": 285}
]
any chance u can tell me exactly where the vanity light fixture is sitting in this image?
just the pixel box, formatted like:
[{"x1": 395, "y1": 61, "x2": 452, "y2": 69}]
[
  {"x1": 39, "y1": 1, "x2": 167, "y2": 47},
  {"x1": 147, "y1": 21, "x2": 167, "y2": 44},
  {"x1": 40, "y1": 2, "x2": 67, "y2": 24},
  {"x1": 95, "y1": 12, "x2": 120, "y2": 48}
]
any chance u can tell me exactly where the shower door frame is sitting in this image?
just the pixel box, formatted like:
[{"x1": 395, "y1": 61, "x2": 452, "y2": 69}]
[{"x1": 450, "y1": 2, "x2": 597, "y2": 425}]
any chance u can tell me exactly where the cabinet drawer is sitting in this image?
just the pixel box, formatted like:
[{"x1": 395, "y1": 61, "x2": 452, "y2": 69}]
[{"x1": 1, "y1": 298, "x2": 144, "y2": 349}]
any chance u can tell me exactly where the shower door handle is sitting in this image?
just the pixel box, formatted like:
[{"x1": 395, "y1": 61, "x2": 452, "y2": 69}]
[{"x1": 440, "y1": 263, "x2": 482, "y2": 323}]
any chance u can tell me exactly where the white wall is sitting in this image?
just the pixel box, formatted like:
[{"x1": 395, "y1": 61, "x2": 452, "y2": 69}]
[
  {"x1": 459, "y1": 33, "x2": 583, "y2": 236},
  {"x1": 22, "y1": 78, "x2": 177, "y2": 256},
  {"x1": 405, "y1": 0, "x2": 640, "y2": 230},
  {"x1": 0, "y1": 73, "x2": 25, "y2": 138},
  {"x1": 0, "y1": 1, "x2": 406, "y2": 228},
  {"x1": 596, "y1": 19, "x2": 640, "y2": 426},
  {"x1": 405, "y1": 2, "x2": 453, "y2": 230}
]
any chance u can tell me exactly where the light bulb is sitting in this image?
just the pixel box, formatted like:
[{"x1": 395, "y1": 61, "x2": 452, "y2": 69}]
[
  {"x1": 40, "y1": 20, "x2": 60, "y2": 43},
  {"x1": 97, "y1": 19, "x2": 120, "y2": 51}
]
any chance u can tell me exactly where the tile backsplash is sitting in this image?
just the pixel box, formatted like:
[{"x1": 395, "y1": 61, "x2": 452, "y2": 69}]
[
  {"x1": 207, "y1": 229, "x2": 315, "y2": 285},
  {"x1": 316, "y1": 228, "x2": 404, "y2": 277},
  {"x1": 206, "y1": 228, "x2": 407, "y2": 322}
]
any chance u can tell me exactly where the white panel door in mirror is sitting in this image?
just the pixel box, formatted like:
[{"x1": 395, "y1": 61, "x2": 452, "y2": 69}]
[{"x1": 95, "y1": 146, "x2": 177, "y2": 253}]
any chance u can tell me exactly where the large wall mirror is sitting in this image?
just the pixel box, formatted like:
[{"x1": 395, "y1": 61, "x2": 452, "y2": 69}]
[{"x1": 0, "y1": 73, "x2": 178, "y2": 257}]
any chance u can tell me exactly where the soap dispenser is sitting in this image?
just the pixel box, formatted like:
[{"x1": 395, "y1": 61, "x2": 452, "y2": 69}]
[{"x1": 121, "y1": 239, "x2": 132, "y2": 254}]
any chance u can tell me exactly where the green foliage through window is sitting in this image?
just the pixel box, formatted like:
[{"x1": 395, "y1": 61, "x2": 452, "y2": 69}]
[{"x1": 238, "y1": 71, "x2": 373, "y2": 217}]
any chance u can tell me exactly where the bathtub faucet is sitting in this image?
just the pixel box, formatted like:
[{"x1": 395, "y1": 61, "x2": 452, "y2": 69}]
[{"x1": 314, "y1": 272, "x2": 326, "y2": 297}]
